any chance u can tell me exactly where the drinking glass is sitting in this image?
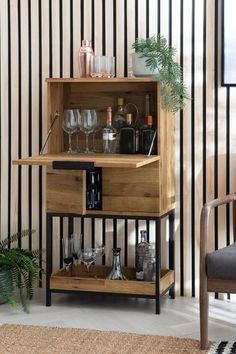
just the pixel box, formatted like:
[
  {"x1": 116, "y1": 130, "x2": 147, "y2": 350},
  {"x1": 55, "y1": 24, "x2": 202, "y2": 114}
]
[
  {"x1": 79, "y1": 109, "x2": 98, "y2": 153},
  {"x1": 73, "y1": 109, "x2": 82, "y2": 152},
  {"x1": 103, "y1": 56, "x2": 115, "y2": 78},
  {"x1": 62, "y1": 237, "x2": 73, "y2": 271},
  {"x1": 79, "y1": 245, "x2": 105, "y2": 273},
  {"x1": 62, "y1": 109, "x2": 78, "y2": 153},
  {"x1": 71, "y1": 233, "x2": 82, "y2": 266},
  {"x1": 92, "y1": 125, "x2": 101, "y2": 152}
]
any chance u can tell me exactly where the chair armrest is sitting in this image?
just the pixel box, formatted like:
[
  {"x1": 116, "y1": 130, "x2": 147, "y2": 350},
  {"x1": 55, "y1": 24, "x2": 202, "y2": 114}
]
[{"x1": 200, "y1": 193, "x2": 236, "y2": 275}]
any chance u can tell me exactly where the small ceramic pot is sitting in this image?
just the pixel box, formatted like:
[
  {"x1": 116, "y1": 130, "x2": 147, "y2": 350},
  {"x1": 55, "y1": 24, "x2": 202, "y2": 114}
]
[{"x1": 132, "y1": 53, "x2": 159, "y2": 77}]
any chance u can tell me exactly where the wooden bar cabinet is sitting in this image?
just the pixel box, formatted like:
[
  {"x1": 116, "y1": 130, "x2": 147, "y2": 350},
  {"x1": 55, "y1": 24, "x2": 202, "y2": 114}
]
[{"x1": 13, "y1": 77, "x2": 175, "y2": 314}]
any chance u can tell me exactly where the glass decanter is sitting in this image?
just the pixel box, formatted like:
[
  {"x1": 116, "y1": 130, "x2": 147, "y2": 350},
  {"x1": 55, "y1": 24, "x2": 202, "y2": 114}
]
[{"x1": 106, "y1": 248, "x2": 127, "y2": 280}]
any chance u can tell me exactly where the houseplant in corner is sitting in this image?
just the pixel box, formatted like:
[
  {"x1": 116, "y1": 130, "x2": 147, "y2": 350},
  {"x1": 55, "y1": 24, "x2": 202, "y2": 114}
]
[
  {"x1": 0, "y1": 229, "x2": 42, "y2": 312},
  {"x1": 132, "y1": 35, "x2": 189, "y2": 113}
]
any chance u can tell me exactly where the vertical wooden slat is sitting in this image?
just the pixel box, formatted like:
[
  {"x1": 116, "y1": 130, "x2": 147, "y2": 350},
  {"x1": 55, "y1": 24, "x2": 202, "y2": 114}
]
[
  {"x1": 182, "y1": 0, "x2": 192, "y2": 297},
  {"x1": 171, "y1": 0, "x2": 181, "y2": 295},
  {"x1": 10, "y1": 0, "x2": 19, "y2": 237},
  {"x1": 62, "y1": 0, "x2": 71, "y2": 77},
  {"x1": 94, "y1": 0, "x2": 103, "y2": 55},
  {"x1": 105, "y1": 0, "x2": 113, "y2": 56},
  {"x1": 194, "y1": 0, "x2": 204, "y2": 297},
  {"x1": 31, "y1": 0, "x2": 40, "y2": 250},
  {"x1": 72, "y1": 0, "x2": 81, "y2": 77},
  {"x1": 0, "y1": 0, "x2": 9, "y2": 239},
  {"x1": 20, "y1": 0, "x2": 29, "y2": 249},
  {"x1": 127, "y1": 0, "x2": 135, "y2": 78},
  {"x1": 83, "y1": 0, "x2": 92, "y2": 40},
  {"x1": 116, "y1": 0, "x2": 124, "y2": 76}
]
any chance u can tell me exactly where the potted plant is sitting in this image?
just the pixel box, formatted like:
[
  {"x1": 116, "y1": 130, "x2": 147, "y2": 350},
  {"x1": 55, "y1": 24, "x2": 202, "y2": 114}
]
[
  {"x1": 0, "y1": 229, "x2": 42, "y2": 312},
  {"x1": 132, "y1": 35, "x2": 189, "y2": 113}
]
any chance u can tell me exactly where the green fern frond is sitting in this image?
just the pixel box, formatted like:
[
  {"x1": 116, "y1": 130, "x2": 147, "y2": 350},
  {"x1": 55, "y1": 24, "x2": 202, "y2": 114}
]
[
  {"x1": 132, "y1": 35, "x2": 190, "y2": 113},
  {"x1": 0, "y1": 230, "x2": 43, "y2": 312}
]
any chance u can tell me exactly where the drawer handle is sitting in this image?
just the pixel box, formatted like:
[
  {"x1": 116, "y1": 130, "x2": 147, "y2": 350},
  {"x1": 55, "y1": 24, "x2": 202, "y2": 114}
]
[{"x1": 52, "y1": 161, "x2": 94, "y2": 170}]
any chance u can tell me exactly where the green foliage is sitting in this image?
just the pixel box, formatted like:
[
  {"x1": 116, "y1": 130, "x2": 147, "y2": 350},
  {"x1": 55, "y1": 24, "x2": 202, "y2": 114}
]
[
  {"x1": 132, "y1": 35, "x2": 190, "y2": 113},
  {"x1": 0, "y1": 230, "x2": 43, "y2": 312}
]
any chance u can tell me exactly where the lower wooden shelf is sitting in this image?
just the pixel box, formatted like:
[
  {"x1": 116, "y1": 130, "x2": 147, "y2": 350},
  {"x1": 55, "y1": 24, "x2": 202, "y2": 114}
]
[{"x1": 50, "y1": 265, "x2": 174, "y2": 297}]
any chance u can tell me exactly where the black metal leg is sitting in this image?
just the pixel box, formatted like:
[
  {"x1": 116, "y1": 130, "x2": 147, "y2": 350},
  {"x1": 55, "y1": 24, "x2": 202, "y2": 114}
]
[
  {"x1": 46, "y1": 213, "x2": 53, "y2": 306},
  {"x1": 155, "y1": 218, "x2": 161, "y2": 314},
  {"x1": 169, "y1": 210, "x2": 175, "y2": 299}
]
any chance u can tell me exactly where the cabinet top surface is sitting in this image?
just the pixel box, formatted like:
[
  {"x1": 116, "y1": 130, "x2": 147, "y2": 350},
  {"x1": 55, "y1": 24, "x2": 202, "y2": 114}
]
[{"x1": 45, "y1": 77, "x2": 158, "y2": 83}]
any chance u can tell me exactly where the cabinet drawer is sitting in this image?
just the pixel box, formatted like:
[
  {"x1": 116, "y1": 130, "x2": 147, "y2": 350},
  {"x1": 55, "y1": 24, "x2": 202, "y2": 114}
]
[{"x1": 46, "y1": 167, "x2": 86, "y2": 214}]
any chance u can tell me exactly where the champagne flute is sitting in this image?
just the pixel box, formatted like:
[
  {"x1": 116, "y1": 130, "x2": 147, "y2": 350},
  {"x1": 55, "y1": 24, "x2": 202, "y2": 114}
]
[
  {"x1": 71, "y1": 233, "x2": 82, "y2": 266},
  {"x1": 62, "y1": 109, "x2": 78, "y2": 153},
  {"x1": 62, "y1": 237, "x2": 73, "y2": 271}
]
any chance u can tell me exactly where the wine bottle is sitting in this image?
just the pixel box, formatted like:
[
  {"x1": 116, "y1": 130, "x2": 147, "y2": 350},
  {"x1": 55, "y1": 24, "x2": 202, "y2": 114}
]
[
  {"x1": 113, "y1": 97, "x2": 126, "y2": 152},
  {"x1": 103, "y1": 107, "x2": 117, "y2": 153},
  {"x1": 86, "y1": 170, "x2": 101, "y2": 210},
  {"x1": 140, "y1": 115, "x2": 157, "y2": 155}
]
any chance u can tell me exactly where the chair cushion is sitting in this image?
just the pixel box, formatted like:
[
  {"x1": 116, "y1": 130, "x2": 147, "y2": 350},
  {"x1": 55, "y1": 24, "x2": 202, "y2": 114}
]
[{"x1": 206, "y1": 242, "x2": 236, "y2": 279}]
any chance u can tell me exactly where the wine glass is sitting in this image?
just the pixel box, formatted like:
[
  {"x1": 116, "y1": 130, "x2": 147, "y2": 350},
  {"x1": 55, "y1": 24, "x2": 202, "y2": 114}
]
[
  {"x1": 73, "y1": 109, "x2": 82, "y2": 152},
  {"x1": 79, "y1": 245, "x2": 105, "y2": 273},
  {"x1": 92, "y1": 124, "x2": 101, "y2": 152},
  {"x1": 79, "y1": 109, "x2": 98, "y2": 153},
  {"x1": 62, "y1": 109, "x2": 78, "y2": 154},
  {"x1": 62, "y1": 236, "x2": 73, "y2": 271},
  {"x1": 71, "y1": 233, "x2": 82, "y2": 266}
]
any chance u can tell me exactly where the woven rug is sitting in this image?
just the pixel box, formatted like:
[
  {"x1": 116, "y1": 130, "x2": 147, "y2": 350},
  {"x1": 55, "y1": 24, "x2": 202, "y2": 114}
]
[
  {"x1": 0, "y1": 323, "x2": 208, "y2": 354},
  {"x1": 208, "y1": 341, "x2": 236, "y2": 353}
]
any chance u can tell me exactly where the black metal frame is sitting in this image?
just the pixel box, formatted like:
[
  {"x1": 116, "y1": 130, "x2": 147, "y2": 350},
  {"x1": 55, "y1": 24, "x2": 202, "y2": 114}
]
[{"x1": 46, "y1": 210, "x2": 175, "y2": 314}]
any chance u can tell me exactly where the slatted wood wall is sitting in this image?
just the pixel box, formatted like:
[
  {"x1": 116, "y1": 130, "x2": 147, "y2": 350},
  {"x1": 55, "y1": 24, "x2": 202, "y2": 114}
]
[{"x1": 1, "y1": 0, "x2": 236, "y2": 296}]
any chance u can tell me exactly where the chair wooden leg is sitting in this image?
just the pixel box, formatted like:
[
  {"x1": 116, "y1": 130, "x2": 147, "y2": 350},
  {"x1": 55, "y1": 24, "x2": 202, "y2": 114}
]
[{"x1": 200, "y1": 285, "x2": 209, "y2": 349}]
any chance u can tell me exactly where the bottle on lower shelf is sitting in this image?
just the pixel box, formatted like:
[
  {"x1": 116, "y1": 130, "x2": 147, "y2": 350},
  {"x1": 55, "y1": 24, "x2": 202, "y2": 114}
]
[{"x1": 135, "y1": 230, "x2": 150, "y2": 280}]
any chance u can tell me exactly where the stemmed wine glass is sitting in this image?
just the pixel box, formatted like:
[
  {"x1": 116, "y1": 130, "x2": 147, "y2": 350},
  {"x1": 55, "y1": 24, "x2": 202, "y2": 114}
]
[
  {"x1": 62, "y1": 109, "x2": 78, "y2": 154},
  {"x1": 92, "y1": 125, "x2": 101, "y2": 152},
  {"x1": 79, "y1": 245, "x2": 105, "y2": 273},
  {"x1": 73, "y1": 109, "x2": 82, "y2": 152},
  {"x1": 62, "y1": 236, "x2": 73, "y2": 271},
  {"x1": 79, "y1": 109, "x2": 98, "y2": 153},
  {"x1": 71, "y1": 233, "x2": 82, "y2": 266}
]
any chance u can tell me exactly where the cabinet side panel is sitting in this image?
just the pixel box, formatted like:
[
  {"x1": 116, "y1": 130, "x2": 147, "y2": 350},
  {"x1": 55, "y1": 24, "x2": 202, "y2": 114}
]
[
  {"x1": 47, "y1": 82, "x2": 65, "y2": 153},
  {"x1": 158, "y1": 87, "x2": 175, "y2": 213},
  {"x1": 102, "y1": 162, "x2": 161, "y2": 213},
  {"x1": 46, "y1": 167, "x2": 86, "y2": 214}
]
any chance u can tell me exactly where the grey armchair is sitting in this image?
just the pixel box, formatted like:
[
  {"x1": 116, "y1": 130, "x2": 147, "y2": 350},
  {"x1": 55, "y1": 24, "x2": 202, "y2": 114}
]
[{"x1": 200, "y1": 193, "x2": 236, "y2": 349}]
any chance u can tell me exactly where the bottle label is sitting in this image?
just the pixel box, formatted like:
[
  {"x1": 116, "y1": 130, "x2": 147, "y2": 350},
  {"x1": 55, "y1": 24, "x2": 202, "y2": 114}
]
[
  {"x1": 103, "y1": 132, "x2": 116, "y2": 141},
  {"x1": 136, "y1": 270, "x2": 144, "y2": 280}
]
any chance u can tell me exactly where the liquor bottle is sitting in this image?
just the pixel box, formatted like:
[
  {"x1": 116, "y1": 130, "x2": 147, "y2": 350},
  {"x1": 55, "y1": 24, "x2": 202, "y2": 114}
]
[
  {"x1": 143, "y1": 244, "x2": 156, "y2": 282},
  {"x1": 140, "y1": 115, "x2": 157, "y2": 155},
  {"x1": 119, "y1": 113, "x2": 137, "y2": 154},
  {"x1": 135, "y1": 230, "x2": 150, "y2": 280},
  {"x1": 145, "y1": 93, "x2": 151, "y2": 117},
  {"x1": 103, "y1": 107, "x2": 117, "y2": 153},
  {"x1": 78, "y1": 39, "x2": 94, "y2": 78},
  {"x1": 113, "y1": 97, "x2": 126, "y2": 152},
  {"x1": 86, "y1": 169, "x2": 101, "y2": 210}
]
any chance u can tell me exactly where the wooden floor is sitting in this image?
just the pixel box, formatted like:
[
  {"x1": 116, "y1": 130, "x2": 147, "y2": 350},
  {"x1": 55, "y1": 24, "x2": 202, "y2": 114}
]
[{"x1": 0, "y1": 289, "x2": 235, "y2": 342}]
